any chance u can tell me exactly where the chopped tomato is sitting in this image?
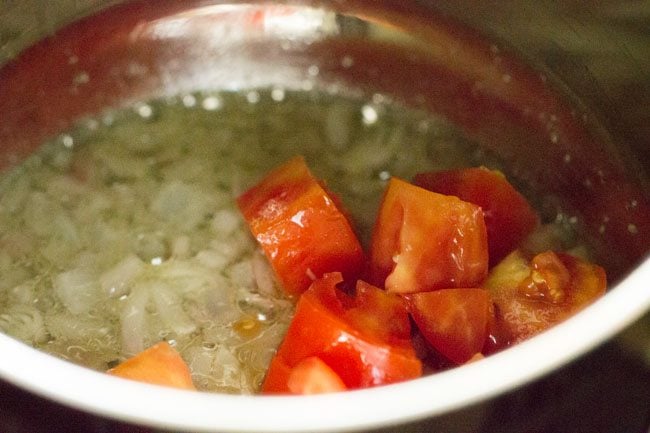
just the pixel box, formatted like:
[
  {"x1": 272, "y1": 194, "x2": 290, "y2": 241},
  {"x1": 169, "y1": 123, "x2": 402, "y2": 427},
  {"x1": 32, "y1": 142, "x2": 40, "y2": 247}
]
[
  {"x1": 414, "y1": 167, "x2": 539, "y2": 265},
  {"x1": 107, "y1": 341, "x2": 195, "y2": 390},
  {"x1": 237, "y1": 156, "x2": 365, "y2": 297},
  {"x1": 369, "y1": 177, "x2": 488, "y2": 294},
  {"x1": 406, "y1": 288, "x2": 491, "y2": 364},
  {"x1": 485, "y1": 250, "x2": 606, "y2": 346},
  {"x1": 344, "y1": 280, "x2": 412, "y2": 344},
  {"x1": 287, "y1": 357, "x2": 347, "y2": 395},
  {"x1": 262, "y1": 273, "x2": 422, "y2": 393}
]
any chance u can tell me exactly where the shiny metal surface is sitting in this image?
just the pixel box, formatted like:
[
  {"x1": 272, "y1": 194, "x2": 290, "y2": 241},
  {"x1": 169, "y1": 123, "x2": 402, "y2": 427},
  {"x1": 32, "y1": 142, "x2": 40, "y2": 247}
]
[
  {"x1": 0, "y1": 1, "x2": 648, "y2": 431},
  {"x1": 431, "y1": 0, "x2": 650, "y2": 180}
]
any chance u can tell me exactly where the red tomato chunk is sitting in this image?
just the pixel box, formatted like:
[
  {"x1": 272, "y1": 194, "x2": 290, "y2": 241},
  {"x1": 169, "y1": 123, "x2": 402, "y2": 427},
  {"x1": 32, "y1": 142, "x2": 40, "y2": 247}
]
[
  {"x1": 237, "y1": 156, "x2": 365, "y2": 297},
  {"x1": 287, "y1": 357, "x2": 347, "y2": 395},
  {"x1": 237, "y1": 158, "x2": 607, "y2": 394},
  {"x1": 369, "y1": 177, "x2": 488, "y2": 294},
  {"x1": 107, "y1": 342, "x2": 195, "y2": 390},
  {"x1": 407, "y1": 288, "x2": 492, "y2": 364},
  {"x1": 262, "y1": 273, "x2": 422, "y2": 393},
  {"x1": 414, "y1": 167, "x2": 539, "y2": 266},
  {"x1": 485, "y1": 250, "x2": 606, "y2": 346}
]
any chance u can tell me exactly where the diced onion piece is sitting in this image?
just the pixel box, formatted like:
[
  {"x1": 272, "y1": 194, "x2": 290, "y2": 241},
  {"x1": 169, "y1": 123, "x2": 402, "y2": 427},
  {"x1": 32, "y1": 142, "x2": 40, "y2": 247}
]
[
  {"x1": 53, "y1": 268, "x2": 100, "y2": 315},
  {"x1": 252, "y1": 251, "x2": 277, "y2": 296},
  {"x1": 120, "y1": 287, "x2": 150, "y2": 356},
  {"x1": 100, "y1": 254, "x2": 145, "y2": 298},
  {"x1": 150, "y1": 181, "x2": 216, "y2": 231},
  {"x1": 151, "y1": 284, "x2": 197, "y2": 336}
]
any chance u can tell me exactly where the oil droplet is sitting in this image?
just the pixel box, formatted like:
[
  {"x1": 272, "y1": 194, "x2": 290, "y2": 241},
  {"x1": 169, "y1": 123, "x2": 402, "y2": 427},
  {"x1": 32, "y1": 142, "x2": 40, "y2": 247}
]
[
  {"x1": 372, "y1": 93, "x2": 386, "y2": 105},
  {"x1": 563, "y1": 154, "x2": 572, "y2": 163},
  {"x1": 61, "y1": 134, "x2": 74, "y2": 149},
  {"x1": 502, "y1": 74, "x2": 512, "y2": 83},
  {"x1": 246, "y1": 91, "x2": 260, "y2": 104},
  {"x1": 102, "y1": 113, "x2": 115, "y2": 126},
  {"x1": 271, "y1": 87, "x2": 286, "y2": 102},
  {"x1": 136, "y1": 104, "x2": 153, "y2": 119},
  {"x1": 73, "y1": 72, "x2": 89, "y2": 85},
  {"x1": 341, "y1": 55, "x2": 354, "y2": 68},
  {"x1": 83, "y1": 118, "x2": 99, "y2": 131},
  {"x1": 201, "y1": 95, "x2": 222, "y2": 111},
  {"x1": 627, "y1": 224, "x2": 638, "y2": 235},
  {"x1": 307, "y1": 65, "x2": 320, "y2": 77},
  {"x1": 361, "y1": 104, "x2": 378, "y2": 125},
  {"x1": 233, "y1": 316, "x2": 262, "y2": 339},
  {"x1": 182, "y1": 94, "x2": 197, "y2": 107}
]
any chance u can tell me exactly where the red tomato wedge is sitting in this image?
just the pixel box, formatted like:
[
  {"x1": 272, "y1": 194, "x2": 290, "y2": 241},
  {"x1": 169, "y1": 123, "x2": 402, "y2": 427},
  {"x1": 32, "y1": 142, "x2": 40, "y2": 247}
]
[
  {"x1": 485, "y1": 250, "x2": 606, "y2": 346},
  {"x1": 414, "y1": 167, "x2": 540, "y2": 265},
  {"x1": 262, "y1": 273, "x2": 422, "y2": 393},
  {"x1": 237, "y1": 156, "x2": 365, "y2": 297},
  {"x1": 107, "y1": 342, "x2": 195, "y2": 390},
  {"x1": 287, "y1": 357, "x2": 347, "y2": 395},
  {"x1": 406, "y1": 288, "x2": 491, "y2": 364},
  {"x1": 369, "y1": 177, "x2": 488, "y2": 294}
]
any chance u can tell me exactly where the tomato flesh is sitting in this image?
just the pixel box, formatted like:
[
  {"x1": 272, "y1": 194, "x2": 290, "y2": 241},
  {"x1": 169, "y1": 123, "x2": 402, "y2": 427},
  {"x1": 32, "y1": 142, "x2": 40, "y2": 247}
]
[
  {"x1": 287, "y1": 356, "x2": 347, "y2": 395},
  {"x1": 107, "y1": 342, "x2": 195, "y2": 390},
  {"x1": 369, "y1": 177, "x2": 488, "y2": 294},
  {"x1": 414, "y1": 167, "x2": 539, "y2": 265},
  {"x1": 485, "y1": 250, "x2": 606, "y2": 346},
  {"x1": 262, "y1": 273, "x2": 422, "y2": 393},
  {"x1": 237, "y1": 156, "x2": 365, "y2": 297},
  {"x1": 407, "y1": 288, "x2": 491, "y2": 364}
]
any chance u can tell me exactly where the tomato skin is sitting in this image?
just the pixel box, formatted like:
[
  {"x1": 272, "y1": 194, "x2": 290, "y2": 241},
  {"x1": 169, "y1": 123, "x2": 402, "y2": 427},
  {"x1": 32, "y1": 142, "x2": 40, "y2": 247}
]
[
  {"x1": 286, "y1": 357, "x2": 347, "y2": 395},
  {"x1": 107, "y1": 342, "x2": 195, "y2": 390},
  {"x1": 369, "y1": 177, "x2": 488, "y2": 294},
  {"x1": 406, "y1": 288, "x2": 491, "y2": 364},
  {"x1": 237, "y1": 156, "x2": 365, "y2": 297},
  {"x1": 485, "y1": 250, "x2": 606, "y2": 346},
  {"x1": 414, "y1": 167, "x2": 539, "y2": 266},
  {"x1": 262, "y1": 273, "x2": 422, "y2": 393}
]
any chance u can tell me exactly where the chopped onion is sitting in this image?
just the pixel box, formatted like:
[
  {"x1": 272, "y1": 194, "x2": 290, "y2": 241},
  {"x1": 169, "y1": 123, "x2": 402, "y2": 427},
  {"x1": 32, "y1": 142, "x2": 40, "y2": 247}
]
[
  {"x1": 120, "y1": 286, "x2": 150, "y2": 356},
  {"x1": 99, "y1": 254, "x2": 145, "y2": 298},
  {"x1": 53, "y1": 268, "x2": 100, "y2": 315},
  {"x1": 210, "y1": 209, "x2": 242, "y2": 237},
  {"x1": 171, "y1": 235, "x2": 191, "y2": 259},
  {"x1": 196, "y1": 249, "x2": 230, "y2": 269},
  {"x1": 150, "y1": 181, "x2": 216, "y2": 231},
  {"x1": 252, "y1": 251, "x2": 278, "y2": 296},
  {"x1": 151, "y1": 283, "x2": 197, "y2": 336}
]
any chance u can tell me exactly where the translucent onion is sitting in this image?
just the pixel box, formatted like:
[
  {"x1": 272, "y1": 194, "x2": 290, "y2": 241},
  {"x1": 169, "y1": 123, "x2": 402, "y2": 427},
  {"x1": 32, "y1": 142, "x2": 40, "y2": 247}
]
[
  {"x1": 100, "y1": 254, "x2": 145, "y2": 298},
  {"x1": 53, "y1": 267, "x2": 100, "y2": 315}
]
